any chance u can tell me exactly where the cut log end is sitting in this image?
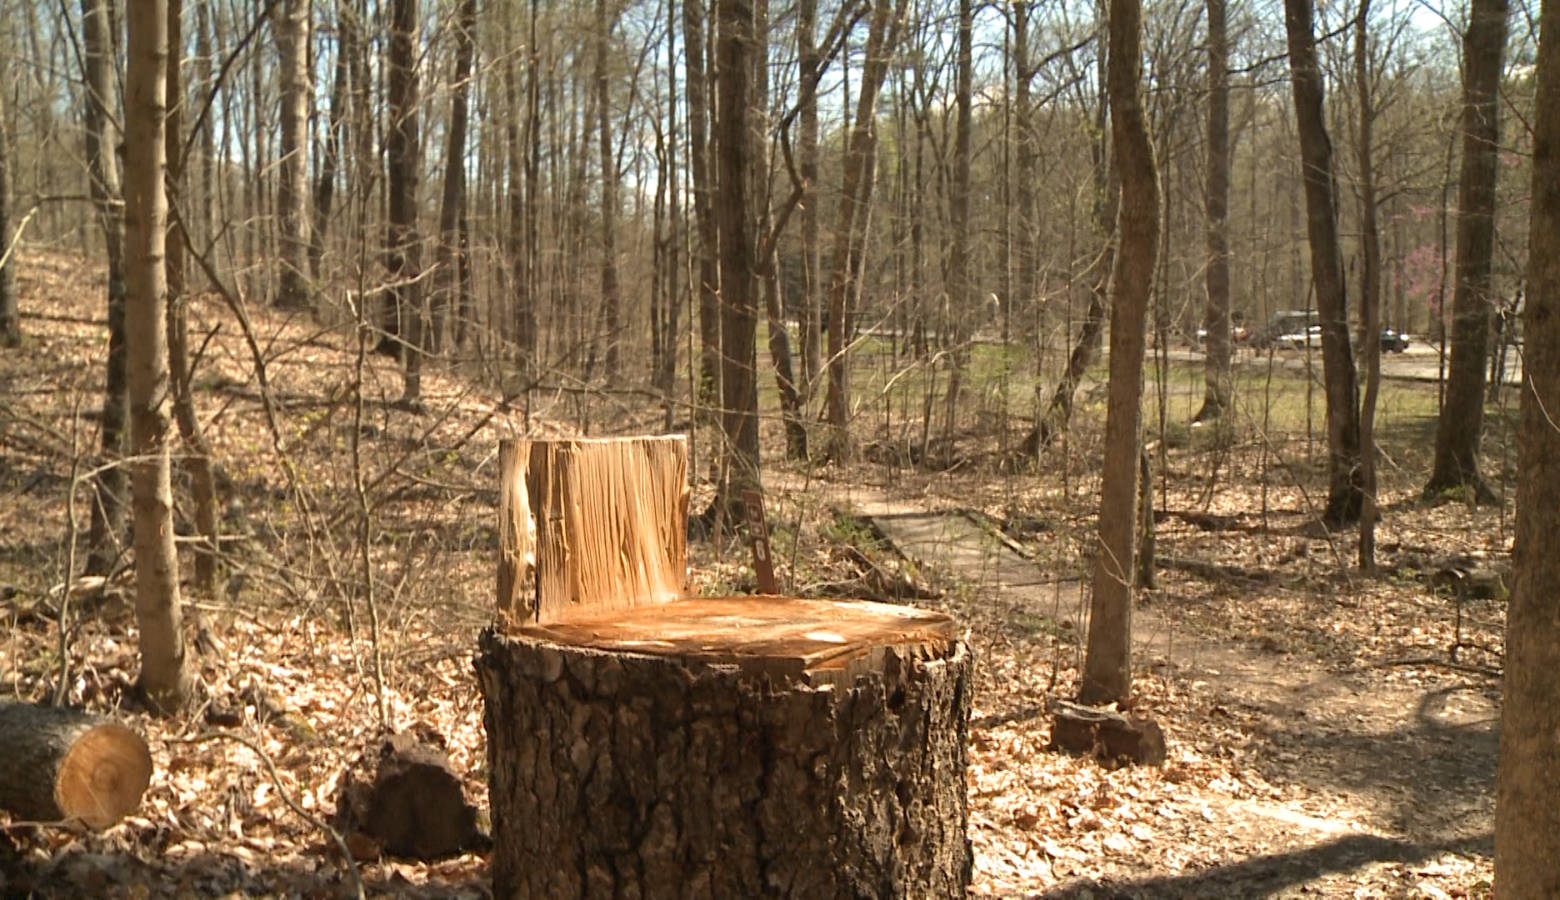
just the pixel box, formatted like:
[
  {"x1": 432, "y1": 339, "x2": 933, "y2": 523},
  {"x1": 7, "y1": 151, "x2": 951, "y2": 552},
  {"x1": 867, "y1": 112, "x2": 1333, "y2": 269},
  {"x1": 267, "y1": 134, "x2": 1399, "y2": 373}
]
[
  {"x1": 0, "y1": 703, "x2": 153, "y2": 829},
  {"x1": 56, "y1": 722, "x2": 154, "y2": 829}
]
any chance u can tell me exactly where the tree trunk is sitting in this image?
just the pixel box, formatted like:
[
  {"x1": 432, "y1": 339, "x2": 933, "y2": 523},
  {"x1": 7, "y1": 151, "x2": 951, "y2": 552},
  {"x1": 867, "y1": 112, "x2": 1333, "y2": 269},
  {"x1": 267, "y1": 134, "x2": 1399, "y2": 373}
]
[
  {"x1": 715, "y1": 0, "x2": 760, "y2": 507},
  {"x1": 1284, "y1": 0, "x2": 1362, "y2": 527},
  {"x1": 82, "y1": 0, "x2": 130, "y2": 577},
  {"x1": 1354, "y1": 0, "x2": 1383, "y2": 570},
  {"x1": 309, "y1": 0, "x2": 351, "y2": 283},
  {"x1": 685, "y1": 0, "x2": 721, "y2": 416},
  {"x1": 386, "y1": 0, "x2": 423, "y2": 405},
  {"x1": 165, "y1": 0, "x2": 220, "y2": 598},
  {"x1": 797, "y1": 0, "x2": 820, "y2": 396},
  {"x1": 0, "y1": 85, "x2": 18, "y2": 347},
  {"x1": 478, "y1": 629, "x2": 971, "y2": 898},
  {"x1": 273, "y1": 0, "x2": 310, "y2": 309},
  {"x1": 822, "y1": 0, "x2": 906, "y2": 462},
  {"x1": 125, "y1": 0, "x2": 195, "y2": 713},
  {"x1": 943, "y1": 0, "x2": 973, "y2": 445},
  {"x1": 1080, "y1": 0, "x2": 1158, "y2": 708},
  {"x1": 1196, "y1": 0, "x2": 1231, "y2": 423},
  {"x1": 435, "y1": 0, "x2": 477, "y2": 355},
  {"x1": 0, "y1": 702, "x2": 153, "y2": 829},
  {"x1": 1494, "y1": 0, "x2": 1558, "y2": 889},
  {"x1": 1424, "y1": 0, "x2": 1508, "y2": 502},
  {"x1": 596, "y1": 0, "x2": 622, "y2": 381}
]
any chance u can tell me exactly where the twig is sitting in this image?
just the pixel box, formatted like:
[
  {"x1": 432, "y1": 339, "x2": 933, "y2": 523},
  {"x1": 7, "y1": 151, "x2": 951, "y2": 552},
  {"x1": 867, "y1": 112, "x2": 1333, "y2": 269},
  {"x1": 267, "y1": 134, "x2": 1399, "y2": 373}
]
[{"x1": 167, "y1": 731, "x2": 365, "y2": 900}]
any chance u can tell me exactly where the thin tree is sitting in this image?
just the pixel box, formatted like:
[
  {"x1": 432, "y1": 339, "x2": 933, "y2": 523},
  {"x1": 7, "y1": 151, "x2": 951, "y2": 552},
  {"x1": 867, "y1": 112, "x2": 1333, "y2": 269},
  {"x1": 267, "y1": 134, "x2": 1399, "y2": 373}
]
[
  {"x1": 0, "y1": 86, "x2": 18, "y2": 348},
  {"x1": 165, "y1": 0, "x2": 221, "y2": 596},
  {"x1": 1079, "y1": 0, "x2": 1159, "y2": 707},
  {"x1": 1494, "y1": 0, "x2": 1558, "y2": 887},
  {"x1": 596, "y1": 0, "x2": 622, "y2": 380},
  {"x1": 686, "y1": 0, "x2": 721, "y2": 414},
  {"x1": 1354, "y1": 0, "x2": 1384, "y2": 569},
  {"x1": 274, "y1": 0, "x2": 310, "y2": 308},
  {"x1": 1284, "y1": 0, "x2": 1363, "y2": 526},
  {"x1": 386, "y1": 0, "x2": 424, "y2": 405},
  {"x1": 1196, "y1": 0, "x2": 1231, "y2": 423},
  {"x1": 797, "y1": 0, "x2": 820, "y2": 393},
  {"x1": 309, "y1": 0, "x2": 352, "y2": 282},
  {"x1": 943, "y1": 0, "x2": 974, "y2": 444},
  {"x1": 125, "y1": 0, "x2": 195, "y2": 713},
  {"x1": 1423, "y1": 0, "x2": 1509, "y2": 502},
  {"x1": 82, "y1": 0, "x2": 130, "y2": 576}
]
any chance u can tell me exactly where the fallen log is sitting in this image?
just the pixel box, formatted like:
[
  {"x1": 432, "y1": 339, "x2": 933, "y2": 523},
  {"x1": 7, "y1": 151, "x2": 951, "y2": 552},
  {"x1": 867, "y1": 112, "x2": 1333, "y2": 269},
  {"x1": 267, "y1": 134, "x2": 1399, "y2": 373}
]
[
  {"x1": 0, "y1": 702, "x2": 153, "y2": 828},
  {"x1": 1048, "y1": 699, "x2": 1166, "y2": 767}
]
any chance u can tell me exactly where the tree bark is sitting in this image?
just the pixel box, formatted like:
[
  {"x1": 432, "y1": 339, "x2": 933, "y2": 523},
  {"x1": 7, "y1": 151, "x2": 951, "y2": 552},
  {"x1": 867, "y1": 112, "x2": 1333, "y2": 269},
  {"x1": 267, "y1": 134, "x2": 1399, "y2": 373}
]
[
  {"x1": 0, "y1": 702, "x2": 153, "y2": 829},
  {"x1": 273, "y1": 0, "x2": 310, "y2": 309},
  {"x1": 1197, "y1": 0, "x2": 1232, "y2": 423},
  {"x1": 1424, "y1": 0, "x2": 1508, "y2": 502},
  {"x1": 943, "y1": 0, "x2": 973, "y2": 444},
  {"x1": 797, "y1": 0, "x2": 820, "y2": 396},
  {"x1": 477, "y1": 631, "x2": 972, "y2": 898},
  {"x1": 125, "y1": 0, "x2": 194, "y2": 713},
  {"x1": 1494, "y1": 0, "x2": 1559, "y2": 891},
  {"x1": 82, "y1": 0, "x2": 130, "y2": 577},
  {"x1": 1284, "y1": 0, "x2": 1363, "y2": 527},
  {"x1": 1080, "y1": 0, "x2": 1158, "y2": 708}
]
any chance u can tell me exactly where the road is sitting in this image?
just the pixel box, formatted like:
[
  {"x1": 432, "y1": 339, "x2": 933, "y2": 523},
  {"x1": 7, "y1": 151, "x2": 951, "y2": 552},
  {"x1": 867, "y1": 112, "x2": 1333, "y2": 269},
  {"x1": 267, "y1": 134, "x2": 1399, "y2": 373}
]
[{"x1": 1166, "y1": 340, "x2": 1523, "y2": 387}]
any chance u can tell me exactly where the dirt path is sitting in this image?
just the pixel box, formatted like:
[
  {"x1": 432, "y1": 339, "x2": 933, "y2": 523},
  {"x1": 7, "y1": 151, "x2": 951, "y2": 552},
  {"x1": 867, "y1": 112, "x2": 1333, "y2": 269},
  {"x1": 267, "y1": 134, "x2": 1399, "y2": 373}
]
[{"x1": 835, "y1": 483, "x2": 1495, "y2": 896}]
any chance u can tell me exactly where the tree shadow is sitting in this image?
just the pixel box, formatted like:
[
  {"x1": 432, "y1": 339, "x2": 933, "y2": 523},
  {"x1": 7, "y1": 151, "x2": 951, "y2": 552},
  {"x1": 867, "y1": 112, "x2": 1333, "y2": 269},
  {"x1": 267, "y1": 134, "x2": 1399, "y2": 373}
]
[{"x1": 1033, "y1": 832, "x2": 1491, "y2": 898}]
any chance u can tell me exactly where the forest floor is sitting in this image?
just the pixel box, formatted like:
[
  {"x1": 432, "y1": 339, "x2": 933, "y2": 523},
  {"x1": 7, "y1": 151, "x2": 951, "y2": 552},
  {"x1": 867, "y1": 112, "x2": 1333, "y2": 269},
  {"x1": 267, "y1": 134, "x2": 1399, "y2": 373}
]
[{"x1": 1, "y1": 248, "x2": 1505, "y2": 897}]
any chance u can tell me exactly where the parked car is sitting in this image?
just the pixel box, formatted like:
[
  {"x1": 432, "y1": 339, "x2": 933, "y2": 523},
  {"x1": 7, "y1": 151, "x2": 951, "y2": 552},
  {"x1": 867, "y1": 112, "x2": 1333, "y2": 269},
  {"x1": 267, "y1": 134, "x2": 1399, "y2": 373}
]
[
  {"x1": 1380, "y1": 328, "x2": 1410, "y2": 353},
  {"x1": 1252, "y1": 310, "x2": 1320, "y2": 349},
  {"x1": 1279, "y1": 324, "x2": 1323, "y2": 350}
]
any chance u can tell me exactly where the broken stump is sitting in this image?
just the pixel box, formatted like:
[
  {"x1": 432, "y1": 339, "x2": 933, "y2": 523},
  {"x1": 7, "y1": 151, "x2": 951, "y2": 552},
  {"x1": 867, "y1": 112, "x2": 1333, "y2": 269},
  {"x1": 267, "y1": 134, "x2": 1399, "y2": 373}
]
[
  {"x1": 0, "y1": 701, "x2": 153, "y2": 829},
  {"x1": 334, "y1": 730, "x2": 483, "y2": 860},
  {"x1": 477, "y1": 437, "x2": 972, "y2": 897},
  {"x1": 1048, "y1": 699, "x2": 1166, "y2": 767}
]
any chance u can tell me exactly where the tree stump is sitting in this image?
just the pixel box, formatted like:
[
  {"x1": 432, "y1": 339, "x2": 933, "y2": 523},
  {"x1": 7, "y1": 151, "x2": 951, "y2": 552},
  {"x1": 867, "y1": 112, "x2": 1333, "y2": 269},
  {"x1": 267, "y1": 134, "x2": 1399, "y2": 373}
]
[
  {"x1": 1048, "y1": 699, "x2": 1166, "y2": 767},
  {"x1": 478, "y1": 437, "x2": 972, "y2": 898},
  {"x1": 334, "y1": 729, "x2": 484, "y2": 860},
  {"x1": 0, "y1": 702, "x2": 153, "y2": 828}
]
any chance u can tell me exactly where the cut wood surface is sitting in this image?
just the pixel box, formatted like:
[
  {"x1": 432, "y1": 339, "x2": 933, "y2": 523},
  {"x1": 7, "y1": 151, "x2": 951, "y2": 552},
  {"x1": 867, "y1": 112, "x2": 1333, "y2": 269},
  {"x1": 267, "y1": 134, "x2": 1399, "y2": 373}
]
[
  {"x1": 516, "y1": 436, "x2": 689, "y2": 623},
  {"x1": 518, "y1": 594, "x2": 957, "y2": 685},
  {"x1": 0, "y1": 701, "x2": 153, "y2": 828}
]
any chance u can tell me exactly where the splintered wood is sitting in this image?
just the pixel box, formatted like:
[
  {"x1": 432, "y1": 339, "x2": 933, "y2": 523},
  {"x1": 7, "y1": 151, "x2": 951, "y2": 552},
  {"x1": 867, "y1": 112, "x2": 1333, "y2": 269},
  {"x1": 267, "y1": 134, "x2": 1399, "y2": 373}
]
[{"x1": 499, "y1": 436, "x2": 688, "y2": 625}]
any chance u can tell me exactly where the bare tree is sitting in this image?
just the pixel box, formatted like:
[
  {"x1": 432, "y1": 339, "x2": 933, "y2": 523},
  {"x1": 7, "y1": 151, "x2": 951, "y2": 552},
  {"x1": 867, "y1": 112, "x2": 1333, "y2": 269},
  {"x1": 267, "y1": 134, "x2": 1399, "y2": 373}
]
[
  {"x1": 0, "y1": 86, "x2": 18, "y2": 348},
  {"x1": 386, "y1": 0, "x2": 424, "y2": 405},
  {"x1": 1196, "y1": 0, "x2": 1231, "y2": 423},
  {"x1": 1494, "y1": 0, "x2": 1558, "y2": 888},
  {"x1": 1424, "y1": 0, "x2": 1509, "y2": 502},
  {"x1": 597, "y1": 0, "x2": 623, "y2": 380},
  {"x1": 1354, "y1": 0, "x2": 1384, "y2": 569},
  {"x1": 1079, "y1": 0, "x2": 1159, "y2": 707},
  {"x1": 82, "y1": 0, "x2": 130, "y2": 576},
  {"x1": 822, "y1": 0, "x2": 906, "y2": 461},
  {"x1": 686, "y1": 0, "x2": 722, "y2": 414},
  {"x1": 273, "y1": 0, "x2": 310, "y2": 308},
  {"x1": 434, "y1": 0, "x2": 478, "y2": 353},
  {"x1": 714, "y1": 0, "x2": 761, "y2": 509},
  {"x1": 1284, "y1": 0, "x2": 1362, "y2": 526},
  {"x1": 125, "y1": 0, "x2": 194, "y2": 712},
  {"x1": 796, "y1": 0, "x2": 821, "y2": 393}
]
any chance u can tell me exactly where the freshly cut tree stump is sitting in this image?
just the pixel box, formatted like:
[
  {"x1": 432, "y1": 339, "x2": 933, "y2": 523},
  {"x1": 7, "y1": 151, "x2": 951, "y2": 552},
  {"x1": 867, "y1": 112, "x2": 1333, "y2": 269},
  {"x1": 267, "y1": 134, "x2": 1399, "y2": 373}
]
[
  {"x1": 1048, "y1": 699, "x2": 1166, "y2": 767},
  {"x1": 0, "y1": 702, "x2": 153, "y2": 828},
  {"x1": 478, "y1": 437, "x2": 972, "y2": 897}
]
